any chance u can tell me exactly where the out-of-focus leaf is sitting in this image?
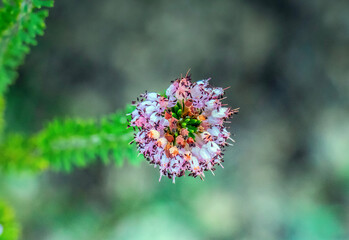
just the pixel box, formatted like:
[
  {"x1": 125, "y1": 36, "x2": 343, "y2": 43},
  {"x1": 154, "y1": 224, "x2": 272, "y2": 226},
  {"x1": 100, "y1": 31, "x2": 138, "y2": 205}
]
[{"x1": 0, "y1": 200, "x2": 20, "y2": 240}]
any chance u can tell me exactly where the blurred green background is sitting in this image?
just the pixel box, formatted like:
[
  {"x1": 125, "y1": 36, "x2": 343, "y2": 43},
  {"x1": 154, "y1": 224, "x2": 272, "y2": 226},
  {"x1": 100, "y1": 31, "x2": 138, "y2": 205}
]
[{"x1": 1, "y1": 0, "x2": 349, "y2": 239}]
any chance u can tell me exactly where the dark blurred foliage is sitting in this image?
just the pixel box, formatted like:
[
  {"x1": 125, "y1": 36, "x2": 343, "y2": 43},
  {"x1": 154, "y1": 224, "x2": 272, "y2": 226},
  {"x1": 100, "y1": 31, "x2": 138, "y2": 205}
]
[{"x1": 1, "y1": 0, "x2": 349, "y2": 239}]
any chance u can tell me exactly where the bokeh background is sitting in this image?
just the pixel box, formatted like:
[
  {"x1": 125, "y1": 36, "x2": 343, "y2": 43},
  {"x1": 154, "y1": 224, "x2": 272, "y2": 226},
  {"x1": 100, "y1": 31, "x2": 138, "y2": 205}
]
[{"x1": 1, "y1": 0, "x2": 349, "y2": 239}]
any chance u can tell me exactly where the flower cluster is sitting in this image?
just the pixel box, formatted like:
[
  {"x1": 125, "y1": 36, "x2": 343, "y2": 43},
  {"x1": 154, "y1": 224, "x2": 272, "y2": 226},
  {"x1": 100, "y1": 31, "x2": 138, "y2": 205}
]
[{"x1": 129, "y1": 74, "x2": 239, "y2": 183}]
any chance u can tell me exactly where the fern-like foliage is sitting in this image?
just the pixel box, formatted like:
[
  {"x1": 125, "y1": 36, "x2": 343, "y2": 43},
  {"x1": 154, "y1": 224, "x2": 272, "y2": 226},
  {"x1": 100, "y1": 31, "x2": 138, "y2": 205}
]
[
  {"x1": 0, "y1": 133, "x2": 48, "y2": 172},
  {"x1": 37, "y1": 107, "x2": 141, "y2": 171},
  {"x1": 0, "y1": 97, "x2": 4, "y2": 136},
  {"x1": 0, "y1": 0, "x2": 53, "y2": 94},
  {"x1": 0, "y1": 107, "x2": 141, "y2": 172},
  {"x1": 0, "y1": 1, "x2": 144, "y2": 236},
  {"x1": 0, "y1": 200, "x2": 20, "y2": 240},
  {"x1": 0, "y1": 0, "x2": 142, "y2": 173}
]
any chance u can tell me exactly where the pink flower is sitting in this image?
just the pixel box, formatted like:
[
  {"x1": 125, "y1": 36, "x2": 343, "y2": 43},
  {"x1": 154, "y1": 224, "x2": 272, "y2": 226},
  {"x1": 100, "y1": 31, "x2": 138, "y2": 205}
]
[{"x1": 129, "y1": 73, "x2": 239, "y2": 183}]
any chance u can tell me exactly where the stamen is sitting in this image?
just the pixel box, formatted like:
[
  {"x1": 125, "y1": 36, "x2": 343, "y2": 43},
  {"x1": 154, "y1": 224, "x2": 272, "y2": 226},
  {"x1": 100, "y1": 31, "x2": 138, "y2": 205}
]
[{"x1": 129, "y1": 74, "x2": 238, "y2": 182}]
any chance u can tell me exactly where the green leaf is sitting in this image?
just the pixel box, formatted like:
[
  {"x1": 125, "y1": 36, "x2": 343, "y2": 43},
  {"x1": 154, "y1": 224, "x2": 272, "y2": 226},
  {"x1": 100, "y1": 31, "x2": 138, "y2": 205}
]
[
  {"x1": 36, "y1": 108, "x2": 143, "y2": 171},
  {"x1": 0, "y1": 0, "x2": 53, "y2": 95},
  {"x1": 0, "y1": 200, "x2": 20, "y2": 240},
  {"x1": 33, "y1": 0, "x2": 54, "y2": 8},
  {"x1": 0, "y1": 133, "x2": 49, "y2": 172},
  {"x1": 0, "y1": 97, "x2": 5, "y2": 136}
]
